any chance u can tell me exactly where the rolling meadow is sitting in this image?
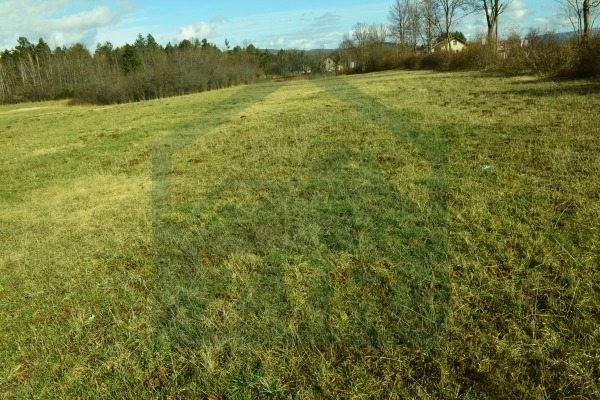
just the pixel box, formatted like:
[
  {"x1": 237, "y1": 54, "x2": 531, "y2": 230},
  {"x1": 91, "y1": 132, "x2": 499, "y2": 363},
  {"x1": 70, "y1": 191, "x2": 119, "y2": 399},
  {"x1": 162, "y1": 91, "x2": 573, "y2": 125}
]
[{"x1": 1, "y1": 70, "x2": 599, "y2": 398}]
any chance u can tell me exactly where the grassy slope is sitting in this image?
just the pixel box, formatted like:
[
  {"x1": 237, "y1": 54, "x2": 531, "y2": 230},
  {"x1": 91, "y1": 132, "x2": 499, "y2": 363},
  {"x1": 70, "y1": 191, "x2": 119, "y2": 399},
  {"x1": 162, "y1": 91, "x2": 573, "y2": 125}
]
[{"x1": 0, "y1": 71, "x2": 598, "y2": 399}]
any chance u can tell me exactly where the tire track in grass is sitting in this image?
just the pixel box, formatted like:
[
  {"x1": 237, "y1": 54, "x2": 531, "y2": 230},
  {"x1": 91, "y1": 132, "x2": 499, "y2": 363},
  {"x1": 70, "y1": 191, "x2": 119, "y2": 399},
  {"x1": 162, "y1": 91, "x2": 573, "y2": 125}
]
[
  {"x1": 312, "y1": 77, "x2": 450, "y2": 346},
  {"x1": 151, "y1": 83, "x2": 280, "y2": 346}
]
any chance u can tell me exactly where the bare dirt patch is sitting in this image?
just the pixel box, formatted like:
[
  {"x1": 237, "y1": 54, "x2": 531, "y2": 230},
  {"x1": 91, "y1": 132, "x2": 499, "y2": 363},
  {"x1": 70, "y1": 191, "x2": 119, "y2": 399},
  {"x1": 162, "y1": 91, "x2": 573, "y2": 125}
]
[{"x1": 8, "y1": 107, "x2": 49, "y2": 113}]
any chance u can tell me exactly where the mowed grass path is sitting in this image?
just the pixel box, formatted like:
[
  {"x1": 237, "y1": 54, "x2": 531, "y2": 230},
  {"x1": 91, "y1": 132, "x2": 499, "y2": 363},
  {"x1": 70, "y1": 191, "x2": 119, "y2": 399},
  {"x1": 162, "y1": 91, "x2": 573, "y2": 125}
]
[{"x1": 1, "y1": 71, "x2": 599, "y2": 398}]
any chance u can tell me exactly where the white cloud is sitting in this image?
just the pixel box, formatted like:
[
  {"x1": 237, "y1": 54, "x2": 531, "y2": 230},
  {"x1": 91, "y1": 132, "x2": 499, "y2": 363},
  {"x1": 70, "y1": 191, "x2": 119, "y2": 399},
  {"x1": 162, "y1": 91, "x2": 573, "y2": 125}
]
[
  {"x1": 508, "y1": 1, "x2": 530, "y2": 22},
  {"x1": 256, "y1": 12, "x2": 348, "y2": 49},
  {"x1": 0, "y1": 0, "x2": 134, "y2": 50},
  {"x1": 288, "y1": 39, "x2": 317, "y2": 50},
  {"x1": 50, "y1": 6, "x2": 115, "y2": 30},
  {"x1": 176, "y1": 22, "x2": 213, "y2": 42},
  {"x1": 166, "y1": 4, "x2": 388, "y2": 50},
  {"x1": 456, "y1": 0, "x2": 576, "y2": 40}
]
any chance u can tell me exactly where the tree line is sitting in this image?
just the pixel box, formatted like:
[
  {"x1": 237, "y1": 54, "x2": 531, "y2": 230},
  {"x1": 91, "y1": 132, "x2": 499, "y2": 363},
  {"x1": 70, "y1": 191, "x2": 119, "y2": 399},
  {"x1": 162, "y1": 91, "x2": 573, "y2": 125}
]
[
  {"x1": 2, "y1": 1, "x2": 599, "y2": 104},
  {"x1": 337, "y1": 0, "x2": 600, "y2": 76},
  {"x1": 385, "y1": 0, "x2": 599, "y2": 50},
  {"x1": 0, "y1": 35, "x2": 329, "y2": 105}
]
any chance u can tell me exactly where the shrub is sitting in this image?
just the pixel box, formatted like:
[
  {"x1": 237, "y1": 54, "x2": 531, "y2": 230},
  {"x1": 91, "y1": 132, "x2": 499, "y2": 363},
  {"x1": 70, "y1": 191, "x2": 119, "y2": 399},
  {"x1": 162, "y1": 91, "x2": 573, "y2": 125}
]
[
  {"x1": 421, "y1": 51, "x2": 448, "y2": 70},
  {"x1": 399, "y1": 53, "x2": 422, "y2": 70},
  {"x1": 14, "y1": 84, "x2": 51, "y2": 102},
  {"x1": 54, "y1": 87, "x2": 74, "y2": 100},
  {"x1": 569, "y1": 34, "x2": 600, "y2": 77},
  {"x1": 453, "y1": 36, "x2": 501, "y2": 71},
  {"x1": 71, "y1": 78, "x2": 128, "y2": 105},
  {"x1": 504, "y1": 29, "x2": 577, "y2": 75},
  {"x1": 376, "y1": 49, "x2": 400, "y2": 71}
]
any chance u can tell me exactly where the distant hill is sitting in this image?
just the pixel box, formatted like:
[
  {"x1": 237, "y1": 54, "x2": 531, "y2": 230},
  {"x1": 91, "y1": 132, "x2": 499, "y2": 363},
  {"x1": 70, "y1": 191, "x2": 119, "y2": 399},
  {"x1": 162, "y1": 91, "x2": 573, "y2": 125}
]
[
  {"x1": 260, "y1": 42, "x2": 399, "y2": 54},
  {"x1": 536, "y1": 27, "x2": 600, "y2": 41},
  {"x1": 260, "y1": 48, "x2": 338, "y2": 55}
]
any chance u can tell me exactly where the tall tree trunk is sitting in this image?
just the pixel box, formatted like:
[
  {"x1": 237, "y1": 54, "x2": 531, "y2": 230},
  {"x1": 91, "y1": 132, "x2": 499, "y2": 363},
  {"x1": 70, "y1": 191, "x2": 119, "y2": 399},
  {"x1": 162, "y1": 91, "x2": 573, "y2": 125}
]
[
  {"x1": 427, "y1": 21, "x2": 433, "y2": 53},
  {"x1": 0, "y1": 65, "x2": 10, "y2": 98},
  {"x1": 483, "y1": 0, "x2": 504, "y2": 46},
  {"x1": 483, "y1": 0, "x2": 493, "y2": 44},
  {"x1": 583, "y1": 0, "x2": 591, "y2": 43}
]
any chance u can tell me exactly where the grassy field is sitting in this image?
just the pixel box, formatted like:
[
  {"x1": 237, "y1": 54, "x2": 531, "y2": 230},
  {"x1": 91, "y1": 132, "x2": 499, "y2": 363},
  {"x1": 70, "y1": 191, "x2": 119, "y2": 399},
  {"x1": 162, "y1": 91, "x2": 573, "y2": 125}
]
[{"x1": 0, "y1": 70, "x2": 599, "y2": 399}]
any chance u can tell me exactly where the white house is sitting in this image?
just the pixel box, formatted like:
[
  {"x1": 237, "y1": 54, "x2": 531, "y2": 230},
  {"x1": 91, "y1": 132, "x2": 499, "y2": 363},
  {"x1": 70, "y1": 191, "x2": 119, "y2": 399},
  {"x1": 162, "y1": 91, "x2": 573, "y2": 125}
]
[
  {"x1": 432, "y1": 37, "x2": 466, "y2": 53},
  {"x1": 324, "y1": 57, "x2": 343, "y2": 72}
]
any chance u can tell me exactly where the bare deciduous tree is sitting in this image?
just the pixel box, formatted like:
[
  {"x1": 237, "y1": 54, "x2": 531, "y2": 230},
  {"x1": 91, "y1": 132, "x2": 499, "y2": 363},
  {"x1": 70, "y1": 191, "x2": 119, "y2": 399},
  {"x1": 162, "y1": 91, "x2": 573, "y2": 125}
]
[
  {"x1": 390, "y1": 0, "x2": 440, "y2": 53},
  {"x1": 435, "y1": 0, "x2": 478, "y2": 50},
  {"x1": 481, "y1": 0, "x2": 513, "y2": 44},
  {"x1": 341, "y1": 23, "x2": 391, "y2": 71},
  {"x1": 405, "y1": 1, "x2": 423, "y2": 52},
  {"x1": 556, "y1": 0, "x2": 600, "y2": 43},
  {"x1": 421, "y1": 0, "x2": 441, "y2": 52},
  {"x1": 389, "y1": 0, "x2": 410, "y2": 46}
]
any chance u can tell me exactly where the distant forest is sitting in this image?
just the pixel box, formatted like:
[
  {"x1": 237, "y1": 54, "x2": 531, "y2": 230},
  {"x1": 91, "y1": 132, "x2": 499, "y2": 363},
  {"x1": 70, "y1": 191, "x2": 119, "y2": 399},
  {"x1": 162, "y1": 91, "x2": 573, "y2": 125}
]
[
  {"x1": 0, "y1": 34, "x2": 331, "y2": 105},
  {"x1": 2, "y1": 24, "x2": 600, "y2": 105}
]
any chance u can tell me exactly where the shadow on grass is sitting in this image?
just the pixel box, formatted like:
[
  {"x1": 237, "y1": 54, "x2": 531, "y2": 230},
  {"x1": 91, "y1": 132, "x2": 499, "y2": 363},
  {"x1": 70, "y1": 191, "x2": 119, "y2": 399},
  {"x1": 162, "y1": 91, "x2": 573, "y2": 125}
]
[
  {"x1": 313, "y1": 76, "x2": 450, "y2": 342},
  {"x1": 151, "y1": 77, "x2": 449, "y2": 394},
  {"x1": 507, "y1": 79, "x2": 600, "y2": 96},
  {"x1": 151, "y1": 82, "x2": 281, "y2": 335}
]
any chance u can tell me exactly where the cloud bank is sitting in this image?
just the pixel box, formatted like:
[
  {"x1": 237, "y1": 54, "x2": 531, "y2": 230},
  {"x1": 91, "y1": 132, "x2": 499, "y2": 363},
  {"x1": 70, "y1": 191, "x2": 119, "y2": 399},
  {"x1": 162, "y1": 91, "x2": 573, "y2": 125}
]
[
  {"x1": 0, "y1": 0, "x2": 134, "y2": 50},
  {"x1": 175, "y1": 10, "x2": 347, "y2": 50},
  {"x1": 453, "y1": 1, "x2": 572, "y2": 41}
]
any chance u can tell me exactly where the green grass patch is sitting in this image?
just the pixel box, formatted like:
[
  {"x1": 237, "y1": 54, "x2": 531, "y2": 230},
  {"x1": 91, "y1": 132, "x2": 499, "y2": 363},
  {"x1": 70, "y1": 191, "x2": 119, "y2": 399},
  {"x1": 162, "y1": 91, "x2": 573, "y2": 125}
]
[{"x1": 1, "y1": 71, "x2": 599, "y2": 398}]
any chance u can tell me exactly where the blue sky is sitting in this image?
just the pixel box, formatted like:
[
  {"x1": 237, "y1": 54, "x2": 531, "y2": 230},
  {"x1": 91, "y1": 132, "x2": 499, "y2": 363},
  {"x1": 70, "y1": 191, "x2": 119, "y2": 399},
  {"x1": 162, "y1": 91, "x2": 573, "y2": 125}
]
[{"x1": 0, "y1": 1, "x2": 579, "y2": 51}]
